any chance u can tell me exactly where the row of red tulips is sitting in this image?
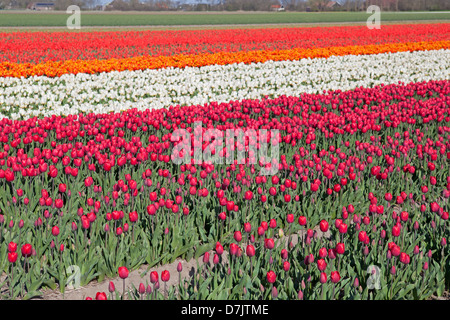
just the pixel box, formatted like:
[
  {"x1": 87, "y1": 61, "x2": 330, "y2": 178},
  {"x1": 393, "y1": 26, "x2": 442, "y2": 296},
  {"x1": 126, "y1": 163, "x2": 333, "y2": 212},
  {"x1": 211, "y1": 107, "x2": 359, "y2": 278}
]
[
  {"x1": 1, "y1": 23, "x2": 448, "y2": 64},
  {"x1": 0, "y1": 80, "x2": 449, "y2": 299}
]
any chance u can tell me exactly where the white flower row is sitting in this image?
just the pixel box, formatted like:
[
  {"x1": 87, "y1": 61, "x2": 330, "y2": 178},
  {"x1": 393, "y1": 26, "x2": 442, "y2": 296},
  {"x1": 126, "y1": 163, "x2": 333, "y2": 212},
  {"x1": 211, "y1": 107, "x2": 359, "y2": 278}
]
[{"x1": 0, "y1": 49, "x2": 449, "y2": 120}]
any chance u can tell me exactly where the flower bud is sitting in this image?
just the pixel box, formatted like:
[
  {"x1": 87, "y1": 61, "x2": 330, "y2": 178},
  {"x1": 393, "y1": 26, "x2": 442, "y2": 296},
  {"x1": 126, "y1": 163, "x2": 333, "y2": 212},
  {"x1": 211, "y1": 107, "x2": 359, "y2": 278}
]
[
  {"x1": 390, "y1": 265, "x2": 396, "y2": 275},
  {"x1": 138, "y1": 283, "x2": 146, "y2": 295},
  {"x1": 203, "y1": 252, "x2": 210, "y2": 264},
  {"x1": 363, "y1": 246, "x2": 369, "y2": 256},
  {"x1": 108, "y1": 281, "x2": 115, "y2": 293},
  {"x1": 271, "y1": 286, "x2": 278, "y2": 299},
  {"x1": 319, "y1": 272, "x2": 327, "y2": 284},
  {"x1": 213, "y1": 254, "x2": 219, "y2": 265}
]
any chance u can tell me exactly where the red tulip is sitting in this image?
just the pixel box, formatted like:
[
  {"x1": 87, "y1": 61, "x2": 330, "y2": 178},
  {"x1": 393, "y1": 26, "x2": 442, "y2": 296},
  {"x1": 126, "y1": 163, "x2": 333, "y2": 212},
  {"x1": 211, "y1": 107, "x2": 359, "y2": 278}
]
[
  {"x1": 317, "y1": 259, "x2": 327, "y2": 271},
  {"x1": 269, "y1": 219, "x2": 277, "y2": 229},
  {"x1": 139, "y1": 283, "x2": 146, "y2": 295},
  {"x1": 269, "y1": 187, "x2": 277, "y2": 196},
  {"x1": 266, "y1": 270, "x2": 276, "y2": 284},
  {"x1": 330, "y1": 271, "x2": 341, "y2": 283},
  {"x1": 284, "y1": 194, "x2": 291, "y2": 202},
  {"x1": 150, "y1": 271, "x2": 158, "y2": 284},
  {"x1": 319, "y1": 272, "x2": 327, "y2": 284},
  {"x1": 281, "y1": 249, "x2": 288, "y2": 260},
  {"x1": 118, "y1": 266, "x2": 129, "y2": 279},
  {"x1": 52, "y1": 226, "x2": 59, "y2": 237},
  {"x1": 391, "y1": 244, "x2": 401, "y2": 257},
  {"x1": 338, "y1": 223, "x2": 348, "y2": 234},
  {"x1": 8, "y1": 242, "x2": 17, "y2": 253},
  {"x1": 385, "y1": 193, "x2": 392, "y2": 202},
  {"x1": 246, "y1": 244, "x2": 255, "y2": 257},
  {"x1": 400, "y1": 211, "x2": 409, "y2": 222},
  {"x1": 8, "y1": 252, "x2": 18, "y2": 263},
  {"x1": 399, "y1": 252, "x2": 410, "y2": 265},
  {"x1": 129, "y1": 211, "x2": 138, "y2": 223},
  {"x1": 319, "y1": 247, "x2": 328, "y2": 258},
  {"x1": 264, "y1": 238, "x2": 275, "y2": 250},
  {"x1": 261, "y1": 221, "x2": 268, "y2": 231},
  {"x1": 203, "y1": 252, "x2": 210, "y2": 264},
  {"x1": 336, "y1": 243, "x2": 345, "y2": 255},
  {"x1": 147, "y1": 204, "x2": 157, "y2": 216},
  {"x1": 298, "y1": 216, "x2": 307, "y2": 226},
  {"x1": 95, "y1": 292, "x2": 107, "y2": 300},
  {"x1": 21, "y1": 244, "x2": 32, "y2": 257},
  {"x1": 319, "y1": 220, "x2": 329, "y2": 232},
  {"x1": 81, "y1": 218, "x2": 90, "y2": 230},
  {"x1": 161, "y1": 270, "x2": 170, "y2": 282},
  {"x1": 358, "y1": 231, "x2": 367, "y2": 243},
  {"x1": 286, "y1": 214, "x2": 294, "y2": 224},
  {"x1": 234, "y1": 231, "x2": 242, "y2": 242},
  {"x1": 230, "y1": 243, "x2": 239, "y2": 256},
  {"x1": 257, "y1": 226, "x2": 265, "y2": 236},
  {"x1": 215, "y1": 242, "x2": 224, "y2": 255},
  {"x1": 392, "y1": 224, "x2": 401, "y2": 237}
]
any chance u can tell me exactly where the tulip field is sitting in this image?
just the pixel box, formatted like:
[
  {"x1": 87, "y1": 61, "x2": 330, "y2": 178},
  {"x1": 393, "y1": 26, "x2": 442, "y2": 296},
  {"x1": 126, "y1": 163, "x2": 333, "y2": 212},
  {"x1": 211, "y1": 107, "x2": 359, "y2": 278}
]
[{"x1": 0, "y1": 22, "x2": 449, "y2": 300}]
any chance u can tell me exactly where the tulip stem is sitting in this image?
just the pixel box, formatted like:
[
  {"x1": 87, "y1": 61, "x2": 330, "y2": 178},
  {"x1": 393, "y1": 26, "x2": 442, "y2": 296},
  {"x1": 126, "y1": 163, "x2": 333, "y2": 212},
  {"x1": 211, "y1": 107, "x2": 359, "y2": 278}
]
[
  {"x1": 270, "y1": 284, "x2": 273, "y2": 300},
  {"x1": 164, "y1": 282, "x2": 167, "y2": 300},
  {"x1": 10, "y1": 264, "x2": 14, "y2": 298},
  {"x1": 84, "y1": 229, "x2": 87, "y2": 254},
  {"x1": 287, "y1": 224, "x2": 291, "y2": 249},
  {"x1": 321, "y1": 283, "x2": 324, "y2": 300},
  {"x1": 332, "y1": 283, "x2": 336, "y2": 300},
  {"x1": 122, "y1": 279, "x2": 126, "y2": 300}
]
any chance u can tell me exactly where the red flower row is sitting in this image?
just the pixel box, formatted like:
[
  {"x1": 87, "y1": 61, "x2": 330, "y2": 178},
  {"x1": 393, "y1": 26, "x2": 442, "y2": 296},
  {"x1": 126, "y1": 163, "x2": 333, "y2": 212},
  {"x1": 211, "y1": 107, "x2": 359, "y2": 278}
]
[{"x1": 1, "y1": 23, "x2": 448, "y2": 64}]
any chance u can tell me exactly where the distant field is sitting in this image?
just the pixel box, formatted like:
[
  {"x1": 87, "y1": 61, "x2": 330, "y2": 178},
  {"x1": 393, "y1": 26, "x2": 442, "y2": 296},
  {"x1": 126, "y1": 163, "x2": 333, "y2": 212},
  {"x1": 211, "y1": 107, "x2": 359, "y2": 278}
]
[{"x1": 0, "y1": 10, "x2": 449, "y2": 27}]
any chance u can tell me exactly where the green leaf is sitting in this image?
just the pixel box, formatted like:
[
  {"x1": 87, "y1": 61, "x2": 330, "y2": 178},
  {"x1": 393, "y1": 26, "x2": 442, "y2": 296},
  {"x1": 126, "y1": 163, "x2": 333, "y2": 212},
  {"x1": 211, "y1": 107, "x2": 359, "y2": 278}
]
[
  {"x1": 397, "y1": 284, "x2": 415, "y2": 299},
  {"x1": 194, "y1": 243, "x2": 213, "y2": 260},
  {"x1": 208, "y1": 280, "x2": 225, "y2": 300},
  {"x1": 28, "y1": 279, "x2": 43, "y2": 292},
  {"x1": 22, "y1": 290, "x2": 42, "y2": 300},
  {"x1": 43, "y1": 279, "x2": 57, "y2": 290}
]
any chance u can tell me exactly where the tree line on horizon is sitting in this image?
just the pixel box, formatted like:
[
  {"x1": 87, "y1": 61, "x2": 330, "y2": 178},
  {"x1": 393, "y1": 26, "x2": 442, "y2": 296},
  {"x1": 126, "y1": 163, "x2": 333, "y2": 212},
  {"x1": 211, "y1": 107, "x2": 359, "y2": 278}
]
[{"x1": 1, "y1": 0, "x2": 449, "y2": 12}]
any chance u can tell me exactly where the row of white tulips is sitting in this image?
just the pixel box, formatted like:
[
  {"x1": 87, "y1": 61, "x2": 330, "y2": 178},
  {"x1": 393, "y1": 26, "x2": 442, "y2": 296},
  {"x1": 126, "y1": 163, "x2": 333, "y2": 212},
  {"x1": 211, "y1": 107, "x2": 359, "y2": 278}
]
[{"x1": 0, "y1": 49, "x2": 448, "y2": 120}]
